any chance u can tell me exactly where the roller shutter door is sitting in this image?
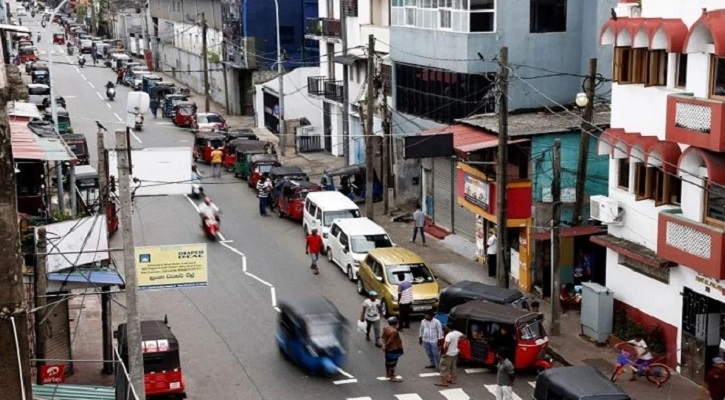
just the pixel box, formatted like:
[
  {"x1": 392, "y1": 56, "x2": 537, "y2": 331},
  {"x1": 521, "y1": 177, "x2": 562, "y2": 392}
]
[
  {"x1": 432, "y1": 157, "x2": 453, "y2": 231},
  {"x1": 44, "y1": 294, "x2": 72, "y2": 376},
  {"x1": 453, "y1": 166, "x2": 477, "y2": 241}
]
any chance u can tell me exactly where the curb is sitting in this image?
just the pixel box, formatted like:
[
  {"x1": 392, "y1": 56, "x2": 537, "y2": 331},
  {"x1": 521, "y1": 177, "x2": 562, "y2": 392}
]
[{"x1": 546, "y1": 346, "x2": 573, "y2": 367}]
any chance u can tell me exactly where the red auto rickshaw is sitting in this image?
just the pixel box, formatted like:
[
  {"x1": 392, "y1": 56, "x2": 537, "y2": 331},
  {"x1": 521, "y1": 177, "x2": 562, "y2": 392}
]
[
  {"x1": 276, "y1": 180, "x2": 321, "y2": 220},
  {"x1": 53, "y1": 33, "x2": 65, "y2": 45},
  {"x1": 448, "y1": 300, "x2": 553, "y2": 372},
  {"x1": 247, "y1": 154, "x2": 280, "y2": 189},
  {"x1": 173, "y1": 101, "x2": 197, "y2": 127},
  {"x1": 193, "y1": 132, "x2": 226, "y2": 163},
  {"x1": 18, "y1": 47, "x2": 38, "y2": 63}
]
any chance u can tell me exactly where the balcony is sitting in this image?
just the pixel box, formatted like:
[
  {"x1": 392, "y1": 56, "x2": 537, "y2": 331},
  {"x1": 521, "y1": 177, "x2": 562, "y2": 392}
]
[
  {"x1": 666, "y1": 94, "x2": 725, "y2": 152},
  {"x1": 307, "y1": 77, "x2": 344, "y2": 104},
  {"x1": 657, "y1": 209, "x2": 725, "y2": 279},
  {"x1": 305, "y1": 18, "x2": 342, "y2": 42}
]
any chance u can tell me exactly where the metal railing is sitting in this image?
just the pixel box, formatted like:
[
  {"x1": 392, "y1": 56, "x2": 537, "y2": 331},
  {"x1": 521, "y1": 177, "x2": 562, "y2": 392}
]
[
  {"x1": 324, "y1": 80, "x2": 344, "y2": 103},
  {"x1": 308, "y1": 76, "x2": 327, "y2": 96},
  {"x1": 305, "y1": 18, "x2": 342, "y2": 38}
]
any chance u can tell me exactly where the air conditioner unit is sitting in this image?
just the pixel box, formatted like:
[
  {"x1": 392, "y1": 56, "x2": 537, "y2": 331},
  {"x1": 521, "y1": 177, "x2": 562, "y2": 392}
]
[{"x1": 590, "y1": 195, "x2": 619, "y2": 223}]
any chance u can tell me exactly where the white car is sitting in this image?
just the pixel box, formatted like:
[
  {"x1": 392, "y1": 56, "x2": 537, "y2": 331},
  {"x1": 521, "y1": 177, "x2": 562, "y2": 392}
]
[{"x1": 326, "y1": 217, "x2": 393, "y2": 281}]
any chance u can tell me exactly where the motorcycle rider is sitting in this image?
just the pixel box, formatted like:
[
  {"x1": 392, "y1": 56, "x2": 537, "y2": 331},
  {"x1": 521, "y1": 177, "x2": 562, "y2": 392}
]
[
  {"x1": 198, "y1": 196, "x2": 220, "y2": 227},
  {"x1": 105, "y1": 81, "x2": 115, "y2": 99},
  {"x1": 78, "y1": 55, "x2": 86, "y2": 68}
]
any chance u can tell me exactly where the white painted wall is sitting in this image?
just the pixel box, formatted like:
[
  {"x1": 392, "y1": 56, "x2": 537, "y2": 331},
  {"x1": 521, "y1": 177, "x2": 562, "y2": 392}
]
[
  {"x1": 610, "y1": 85, "x2": 685, "y2": 138},
  {"x1": 253, "y1": 67, "x2": 323, "y2": 130},
  {"x1": 172, "y1": 22, "x2": 223, "y2": 55}
]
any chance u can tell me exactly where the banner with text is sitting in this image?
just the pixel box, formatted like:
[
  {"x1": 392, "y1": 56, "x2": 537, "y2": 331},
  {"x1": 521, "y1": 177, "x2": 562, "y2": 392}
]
[{"x1": 136, "y1": 244, "x2": 208, "y2": 290}]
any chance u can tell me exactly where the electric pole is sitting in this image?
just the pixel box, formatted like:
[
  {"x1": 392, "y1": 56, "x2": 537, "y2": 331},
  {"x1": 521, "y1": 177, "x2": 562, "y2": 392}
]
[
  {"x1": 364, "y1": 34, "x2": 375, "y2": 221},
  {"x1": 96, "y1": 129, "x2": 114, "y2": 375},
  {"x1": 551, "y1": 139, "x2": 562, "y2": 336},
  {"x1": 90, "y1": 0, "x2": 97, "y2": 35},
  {"x1": 0, "y1": 77, "x2": 33, "y2": 399},
  {"x1": 495, "y1": 46, "x2": 509, "y2": 289},
  {"x1": 115, "y1": 129, "x2": 145, "y2": 398},
  {"x1": 341, "y1": 13, "x2": 350, "y2": 164},
  {"x1": 382, "y1": 95, "x2": 391, "y2": 215},
  {"x1": 35, "y1": 226, "x2": 48, "y2": 383},
  {"x1": 573, "y1": 58, "x2": 597, "y2": 225},
  {"x1": 201, "y1": 12, "x2": 210, "y2": 113}
]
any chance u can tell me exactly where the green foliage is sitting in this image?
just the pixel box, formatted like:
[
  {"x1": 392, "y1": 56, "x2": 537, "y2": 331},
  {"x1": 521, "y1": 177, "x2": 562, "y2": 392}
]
[
  {"x1": 52, "y1": 211, "x2": 74, "y2": 222},
  {"x1": 612, "y1": 303, "x2": 666, "y2": 354},
  {"x1": 208, "y1": 51, "x2": 221, "y2": 64}
]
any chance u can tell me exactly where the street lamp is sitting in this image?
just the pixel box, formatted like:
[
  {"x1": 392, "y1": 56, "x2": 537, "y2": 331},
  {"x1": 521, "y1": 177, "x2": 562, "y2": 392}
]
[
  {"x1": 272, "y1": 0, "x2": 286, "y2": 156},
  {"x1": 575, "y1": 92, "x2": 589, "y2": 109}
]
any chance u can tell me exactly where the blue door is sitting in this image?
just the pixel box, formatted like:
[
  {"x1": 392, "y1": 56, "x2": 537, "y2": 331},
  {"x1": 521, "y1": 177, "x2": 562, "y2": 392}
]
[{"x1": 351, "y1": 117, "x2": 365, "y2": 165}]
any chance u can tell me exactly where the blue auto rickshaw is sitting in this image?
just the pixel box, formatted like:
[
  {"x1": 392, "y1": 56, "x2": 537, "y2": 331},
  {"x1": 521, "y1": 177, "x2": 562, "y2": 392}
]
[
  {"x1": 142, "y1": 74, "x2": 163, "y2": 95},
  {"x1": 320, "y1": 163, "x2": 382, "y2": 202},
  {"x1": 276, "y1": 296, "x2": 346, "y2": 374},
  {"x1": 162, "y1": 93, "x2": 188, "y2": 118}
]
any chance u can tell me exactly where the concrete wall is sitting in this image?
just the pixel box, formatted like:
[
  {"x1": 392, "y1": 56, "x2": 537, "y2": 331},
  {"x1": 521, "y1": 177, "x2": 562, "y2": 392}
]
[
  {"x1": 254, "y1": 67, "x2": 323, "y2": 130},
  {"x1": 149, "y1": 0, "x2": 223, "y2": 31},
  {"x1": 157, "y1": 42, "x2": 227, "y2": 106}
]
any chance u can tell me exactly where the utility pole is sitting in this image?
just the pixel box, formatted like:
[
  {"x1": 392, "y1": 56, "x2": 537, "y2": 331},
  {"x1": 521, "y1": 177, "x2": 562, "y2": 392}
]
[
  {"x1": 90, "y1": 0, "x2": 97, "y2": 35},
  {"x1": 382, "y1": 94, "x2": 391, "y2": 215},
  {"x1": 142, "y1": 2, "x2": 152, "y2": 58},
  {"x1": 0, "y1": 79, "x2": 33, "y2": 399},
  {"x1": 273, "y1": 0, "x2": 286, "y2": 156},
  {"x1": 34, "y1": 226, "x2": 48, "y2": 383},
  {"x1": 96, "y1": 129, "x2": 113, "y2": 375},
  {"x1": 495, "y1": 46, "x2": 510, "y2": 289},
  {"x1": 573, "y1": 58, "x2": 597, "y2": 226},
  {"x1": 201, "y1": 12, "x2": 210, "y2": 113},
  {"x1": 115, "y1": 129, "x2": 145, "y2": 398},
  {"x1": 69, "y1": 163, "x2": 76, "y2": 216},
  {"x1": 364, "y1": 34, "x2": 375, "y2": 221},
  {"x1": 551, "y1": 139, "x2": 562, "y2": 336},
  {"x1": 341, "y1": 13, "x2": 350, "y2": 164}
]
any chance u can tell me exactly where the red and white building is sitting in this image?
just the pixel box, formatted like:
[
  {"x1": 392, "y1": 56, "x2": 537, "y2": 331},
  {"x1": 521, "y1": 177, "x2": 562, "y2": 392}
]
[{"x1": 597, "y1": 0, "x2": 725, "y2": 384}]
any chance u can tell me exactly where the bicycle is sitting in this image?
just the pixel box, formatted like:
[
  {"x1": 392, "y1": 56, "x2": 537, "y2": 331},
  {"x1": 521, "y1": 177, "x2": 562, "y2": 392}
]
[{"x1": 610, "y1": 348, "x2": 671, "y2": 387}]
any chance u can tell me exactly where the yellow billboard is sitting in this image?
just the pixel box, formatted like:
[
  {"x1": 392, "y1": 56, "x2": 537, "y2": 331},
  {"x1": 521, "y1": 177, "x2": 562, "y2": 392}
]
[{"x1": 135, "y1": 244, "x2": 208, "y2": 290}]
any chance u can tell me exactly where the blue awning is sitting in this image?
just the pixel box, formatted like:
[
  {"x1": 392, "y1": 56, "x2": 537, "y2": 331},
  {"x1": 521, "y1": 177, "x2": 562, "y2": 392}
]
[
  {"x1": 47, "y1": 267, "x2": 124, "y2": 287},
  {"x1": 32, "y1": 383, "x2": 115, "y2": 400}
]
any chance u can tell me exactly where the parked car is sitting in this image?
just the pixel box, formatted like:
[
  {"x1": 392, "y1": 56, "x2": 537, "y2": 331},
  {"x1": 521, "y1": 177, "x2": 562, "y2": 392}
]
[
  {"x1": 191, "y1": 112, "x2": 227, "y2": 132},
  {"x1": 356, "y1": 247, "x2": 439, "y2": 318},
  {"x1": 326, "y1": 217, "x2": 394, "y2": 281},
  {"x1": 302, "y1": 191, "x2": 361, "y2": 244}
]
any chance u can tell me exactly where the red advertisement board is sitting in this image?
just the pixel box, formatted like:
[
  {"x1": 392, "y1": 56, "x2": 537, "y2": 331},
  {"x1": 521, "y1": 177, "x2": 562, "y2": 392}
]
[{"x1": 39, "y1": 364, "x2": 65, "y2": 384}]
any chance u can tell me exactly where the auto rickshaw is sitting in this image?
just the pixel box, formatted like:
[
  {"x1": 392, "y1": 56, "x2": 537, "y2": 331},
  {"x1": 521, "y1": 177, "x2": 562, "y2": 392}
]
[
  {"x1": 448, "y1": 300, "x2": 553, "y2": 372},
  {"x1": 321, "y1": 163, "x2": 383, "y2": 202},
  {"x1": 269, "y1": 166, "x2": 309, "y2": 208},
  {"x1": 247, "y1": 154, "x2": 281, "y2": 189},
  {"x1": 276, "y1": 296, "x2": 347, "y2": 375},
  {"x1": 193, "y1": 132, "x2": 226, "y2": 163},
  {"x1": 152, "y1": 82, "x2": 176, "y2": 101},
  {"x1": 116, "y1": 318, "x2": 187, "y2": 399},
  {"x1": 533, "y1": 366, "x2": 632, "y2": 400},
  {"x1": 225, "y1": 128, "x2": 258, "y2": 143},
  {"x1": 435, "y1": 280, "x2": 529, "y2": 326},
  {"x1": 73, "y1": 165, "x2": 99, "y2": 213},
  {"x1": 173, "y1": 101, "x2": 197, "y2": 127},
  {"x1": 31, "y1": 69, "x2": 49, "y2": 85},
  {"x1": 142, "y1": 74, "x2": 163, "y2": 95},
  {"x1": 52, "y1": 33, "x2": 65, "y2": 44},
  {"x1": 43, "y1": 107, "x2": 72, "y2": 133},
  {"x1": 161, "y1": 93, "x2": 187, "y2": 118},
  {"x1": 231, "y1": 141, "x2": 274, "y2": 179},
  {"x1": 221, "y1": 138, "x2": 253, "y2": 171},
  {"x1": 62, "y1": 133, "x2": 89, "y2": 165},
  {"x1": 18, "y1": 46, "x2": 38, "y2": 63},
  {"x1": 276, "y1": 180, "x2": 322, "y2": 220},
  {"x1": 41, "y1": 96, "x2": 67, "y2": 110}
]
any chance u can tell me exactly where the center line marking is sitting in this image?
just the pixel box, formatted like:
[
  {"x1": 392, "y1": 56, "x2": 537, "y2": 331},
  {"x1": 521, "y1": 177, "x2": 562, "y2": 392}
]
[
  {"x1": 74, "y1": 66, "x2": 80, "y2": 73},
  {"x1": 113, "y1": 112, "x2": 123, "y2": 122},
  {"x1": 107, "y1": 103, "x2": 112, "y2": 108},
  {"x1": 336, "y1": 367, "x2": 354, "y2": 379},
  {"x1": 81, "y1": 74, "x2": 86, "y2": 80},
  {"x1": 130, "y1": 131, "x2": 142, "y2": 143},
  {"x1": 87, "y1": 81, "x2": 94, "y2": 88},
  {"x1": 96, "y1": 92, "x2": 103, "y2": 100}
]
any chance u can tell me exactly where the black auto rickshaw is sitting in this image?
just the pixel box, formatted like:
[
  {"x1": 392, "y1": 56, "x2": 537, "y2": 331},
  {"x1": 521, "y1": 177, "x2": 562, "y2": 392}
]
[
  {"x1": 232, "y1": 141, "x2": 273, "y2": 179},
  {"x1": 276, "y1": 296, "x2": 347, "y2": 374},
  {"x1": 62, "y1": 133, "x2": 89, "y2": 165},
  {"x1": 43, "y1": 107, "x2": 72, "y2": 133},
  {"x1": 115, "y1": 318, "x2": 187, "y2": 399},
  {"x1": 31, "y1": 69, "x2": 49, "y2": 84},
  {"x1": 435, "y1": 280, "x2": 529, "y2": 326},
  {"x1": 142, "y1": 74, "x2": 163, "y2": 95},
  {"x1": 152, "y1": 82, "x2": 176, "y2": 100},
  {"x1": 27, "y1": 62, "x2": 48, "y2": 75},
  {"x1": 193, "y1": 132, "x2": 226, "y2": 164},
  {"x1": 73, "y1": 165, "x2": 99, "y2": 213},
  {"x1": 534, "y1": 366, "x2": 632, "y2": 400},
  {"x1": 41, "y1": 96, "x2": 66, "y2": 110},
  {"x1": 321, "y1": 163, "x2": 383, "y2": 202},
  {"x1": 225, "y1": 128, "x2": 258, "y2": 143}
]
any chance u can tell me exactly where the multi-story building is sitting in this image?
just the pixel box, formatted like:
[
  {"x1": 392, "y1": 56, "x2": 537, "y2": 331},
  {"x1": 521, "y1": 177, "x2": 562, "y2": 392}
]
[
  {"x1": 305, "y1": 0, "x2": 391, "y2": 160},
  {"x1": 596, "y1": 0, "x2": 725, "y2": 383}
]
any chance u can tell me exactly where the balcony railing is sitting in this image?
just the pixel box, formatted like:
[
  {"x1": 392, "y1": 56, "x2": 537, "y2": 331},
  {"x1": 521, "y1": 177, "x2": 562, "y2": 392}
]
[
  {"x1": 666, "y1": 94, "x2": 725, "y2": 152},
  {"x1": 308, "y1": 76, "x2": 326, "y2": 96},
  {"x1": 657, "y1": 208, "x2": 725, "y2": 279},
  {"x1": 305, "y1": 18, "x2": 342, "y2": 39},
  {"x1": 307, "y1": 77, "x2": 344, "y2": 103},
  {"x1": 324, "y1": 80, "x2": 344, "y2": 103}
]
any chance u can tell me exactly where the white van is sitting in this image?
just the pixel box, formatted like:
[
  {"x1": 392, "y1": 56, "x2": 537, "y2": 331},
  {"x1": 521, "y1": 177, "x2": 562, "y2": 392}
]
[
  {"x1": 303, "y1": 191, "x2": 361, "y2": 247},
  {"x1": 326, "y1": 217, "x2": 393, "y2": 281}
]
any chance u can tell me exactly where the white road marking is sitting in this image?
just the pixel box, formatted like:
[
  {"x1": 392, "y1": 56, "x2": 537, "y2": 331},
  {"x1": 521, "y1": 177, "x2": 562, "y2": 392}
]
[
  {"x1": 440, "y1": 388, "x2": 470, "y2": 400},
  {"x1": 377, "y1": 375, "x2": 403, "y2": 381},
  {"x1": 218, "y1": 232, "x2": 226, "y2": 241},
  {"x1": 336, "y1": 367, "x2": 354, "y2": 379},
  {"x1": 74, "y1": 66, "x2": 80, "y2": 73},
  {"x1": 464, "y1": 368, "x2": 487, "y2": 374},
  {"x1": 394, "y1": 394, "x2": 423, "y2": 400},
  {"x1": 130, "y1": 131, "x2": 142, "y2": 144},
  {"x1": 270, "y1": 286, "x2": 277, "y2": 307},
  {"x1": 96, "y1": 92, "x2": 103, "y2": 100},
  {"x1": 419, "y1": 372, "x2": 440, "y2": 377},
  {"x1": 154, "y1": 122, "x2": 172, "y2": 125},
  {"x1": 273, "y1": 306, "x2": 281, "y2": 313},
  {"x1": 333, "y1": 379, "x2": 358, "y2": 385},
  {"x1": 87, "y1": 81, "x2": 94, "y2": 88},
  {"x1": 346, "y1": 397, "x2": 372, "y2": 400},
  {"x1": 177, "y1": 139, "x2": 190, "y2": 143},
  {"x1": 81, "y1": 74, "x2": 86, "y2": 80},
  {"x1": 244, "y1": 272, "x2": 273, "y2": 287},
  {"x1": 219, "y1": 240, "x2": 234, "y2": 244},
  {"x1": 219, "y1": 241, "x2": 246, "y2": 258},
  {"x1": 113, "y1": 112, "x2": 123, "y2": 122},
  {"x1": 107, "y1": 103, "x2": 112, "y2": 108},
  {"x1": 484, "y1": 384, "x2": 523, "y2": 400},
  {"x1": 185, "y1": 195, "x2": 200, "y2": 212},
  {"x1": 528, "y1": 381, "x2": 536, "y2": 388}
]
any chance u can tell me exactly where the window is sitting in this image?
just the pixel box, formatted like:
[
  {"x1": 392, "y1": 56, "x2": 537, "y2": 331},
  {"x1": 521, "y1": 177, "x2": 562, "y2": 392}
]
[
  {"x1": 613, "y1": 47, "x2": 631, "y2": 82},
  {"x1": 530, "y1": 0, "x2": 567, "y2": 33},
  {"x1": 705, "y1": 183, "x2": 725, "y2": 227},
  {"x1": 439, "y1": 9, "x2": 452, "y2": 29},
  {"x1": 654, "y1": 173, "x2": 681, "y2": 206},
  {"x1": 633, "y1": 164, "x2": 653, "y2": 200},
  {"x1": 380, "y1": 64, "x2": 392, "y2": 96},
  {"x1": 617, "y1": 158, "x2": 630, "y2": 189},
  {"x1": 711, "y1": 56, "x2": 725, "y2": 99},
  {"x1": 676, "y1": 54, "x2": 687, "y2": 88},
  {"x1": 395, "y1": 63, "x2": 496, "y2": 123},
  {"x1": 646, "y1": 50, "x2": 667, "y2": 86},
  {"x1": 405, "y1": 6, "x2": 416, "y2": 25},
  {"x1": 470, "y1": 0, "x2": 495, "y2": 33},
  {"x1": 392, "y1": 0, "x2": 487, "y2": 32},
  {"x1": 613, "y1": 48, "x2": 665, "y2": 86}
]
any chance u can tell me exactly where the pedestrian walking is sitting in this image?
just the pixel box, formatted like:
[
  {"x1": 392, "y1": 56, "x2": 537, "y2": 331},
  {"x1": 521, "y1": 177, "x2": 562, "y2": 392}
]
[
  {"x1": 150, "y1": 97, "x2": 160, "y2": 119},
  {"x1": 210, "y1": 146, "x2": 223, "y2": 178},
  {"x1": 706, "y1": 357, "x2": 725, "y2": 400},
  {"x1": 495, "y1": 350, "x2": 515, "y2": 400},
  {"x1": 256, "y1": 174, "x2": 272, "y2": 215},
  {"x1": 419, "y1": 310, "x2": 442, "y2": 369},
  {"x1": 381, "y1": 317, "x2": 404, "y2": 382},
  {"x1": 305, "y1": 228, "x2": 322, "y2": 274},
  {"x1": 410, "y1": 203, "x2": 426, "y2": 245},
  {"x1": 116, "y1": 67, "x2": 125, "y2": 85},
  {"x1": 487, "y1": 228, "x2": 498, "y2": 277},
  {"x1": 360, "y1": 291, "x2": 382, "y2": 347},
  {"x1": 436, "y1": 324, "x2": 464, "y2": 387},
  {"x1": 396, "y1": 273, "x2": 413, "y2": 330}
]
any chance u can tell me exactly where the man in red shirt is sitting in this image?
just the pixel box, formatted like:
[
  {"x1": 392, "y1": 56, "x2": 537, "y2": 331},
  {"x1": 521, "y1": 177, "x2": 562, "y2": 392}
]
[
  {"x1": 706, "y1": 357, "x2": 725, "y2": 400},
  {"x1": 305, "y1": 228, "x2": 323, "y2": 275}
]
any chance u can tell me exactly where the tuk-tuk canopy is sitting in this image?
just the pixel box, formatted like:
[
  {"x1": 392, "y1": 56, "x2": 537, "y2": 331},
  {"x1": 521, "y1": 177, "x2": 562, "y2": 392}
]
[
  {"x1": 250, "y1": 153, "x2": 278, "y2": 164},
  {"x1": 279, "y1": 296, "x2": 345, "y2": 325},
  {"x1": 281, "y1": 179, "x2": 319, "y2": 191},
  {"x1": 143, "y1": 74, "x2": 162, "y2": 82},
  {"x1": 164, "y1": 93, "x2": 187, "y2": 101},
  {"x1": 53, "y1": 33, "x2": 64, "y2": 38},
  {"x1": 226, "y1": 129, "x2": 258, "y2": 141},
  {"x1": 270, "y1": 166, "x2": 306, "y2": 178},
  {"x1": 534, "y1": 366, "x2": 632, "y2": 400},
  {"x1": 439, "y1": 280, "x2": 524, "y2": 310},
  {"x1": 176, "y1": 101, "x2": 196, "y2": 109},
  {"x1": 118, "y1": 320, "x2": 180, "y2": 353},
  {"x1": 29, "y1": 64, "x2": 49, "y2": 72},
  {"x1": 232, "y1": 140, "x2": 270, "y2": 154},
  {"x1": 323, "y1": 163, "x2": 366, "y2": 177},
  {"x1": 449, "y1": 300, "x2": 537, "y2": 326},
  {"x1": 194, "y1": 132, "x2": 226, "y2": 141},
  {"x1": 44, "y1": 107, "x2": 69, "y2": 117}
]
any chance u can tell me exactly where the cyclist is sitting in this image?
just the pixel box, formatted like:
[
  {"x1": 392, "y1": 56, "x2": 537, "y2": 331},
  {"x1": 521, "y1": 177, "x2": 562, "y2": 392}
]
[{"x1": 615, "y1": 334, "x2": 652, "y2": 381}]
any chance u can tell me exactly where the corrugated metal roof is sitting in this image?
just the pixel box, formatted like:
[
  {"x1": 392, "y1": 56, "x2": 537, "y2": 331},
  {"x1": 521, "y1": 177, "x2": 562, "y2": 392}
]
[
  {"x1": 32, "y1": 383, "x2": 115, "y2": 400},
  {"x1": 11, "y1": 121, "x2": 76, "y2": 161},
  {"x1": 421, "y1": 124, "x2": 529, "y2": 153},
  {"x1": 7, "y1": 101, "x2": 43, "y2": 121},
  {"x1": 458, "y1": 107, "x2": 611, "y2": 137}
]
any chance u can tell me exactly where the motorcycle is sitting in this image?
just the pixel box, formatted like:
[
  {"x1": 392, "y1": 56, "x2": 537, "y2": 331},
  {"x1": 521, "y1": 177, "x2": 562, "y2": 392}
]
[
  {"x1": 201, "y1": 215, "x2": 219, "y2": 240},
  {"x1": 106, "y1": 87, "x2": 115, "y2": 101},
  {"x1": 191, "y1": 181, "x2": 204, "y2": 199},
  {"x1": 78, "y1": 56, "x2": 86, "y2": 68},
  {"x1": 134, "y1": 114, "x2": 143, "y2": 131}
]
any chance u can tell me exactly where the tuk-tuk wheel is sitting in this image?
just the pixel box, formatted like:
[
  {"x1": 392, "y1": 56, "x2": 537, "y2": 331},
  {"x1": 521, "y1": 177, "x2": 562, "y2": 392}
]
[
  {"x1": 226, "y1": 164, "x2": 234, "y2": 173},
  {"x1": 277, "y1": 208, "x2": 284, "y2": 218}
]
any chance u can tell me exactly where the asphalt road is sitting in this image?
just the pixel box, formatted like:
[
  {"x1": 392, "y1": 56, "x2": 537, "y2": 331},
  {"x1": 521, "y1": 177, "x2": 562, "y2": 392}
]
[{"x1": 27, "y1": 17, "x2": 544, "y2": 400}]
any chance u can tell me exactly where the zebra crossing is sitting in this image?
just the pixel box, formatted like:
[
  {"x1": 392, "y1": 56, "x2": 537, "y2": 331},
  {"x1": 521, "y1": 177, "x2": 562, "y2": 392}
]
[
  {"x1": 345, "y1": 380, "x2": 536, "y2": 400},
  {"x1": 38, "y1": 50, "x2": 67, "y2": 55}
]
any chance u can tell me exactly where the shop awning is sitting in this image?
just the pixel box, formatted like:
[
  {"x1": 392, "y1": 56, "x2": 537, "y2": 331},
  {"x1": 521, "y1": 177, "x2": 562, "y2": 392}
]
[
  {"x1": 40, "y1": 216, "x2": 109, "y2": 273},
  {"x1": 590, "y1": 234, "x2": 676, "y2": 269},
  {"x1": 421, "y1": 124, "x2": 529, "y2": 154},
  {"x1": 533, "y1": 225, "x2": 607, "y2": 241},
  {"x1": 10, "y1": 121, "x2": 76, "y2": 161},
  {"x1": 48, "y1": 267, "x2": 124, "y2": 289},
  {"x1": 7, "y1": 101, "x2": 42, "y2": 121}
]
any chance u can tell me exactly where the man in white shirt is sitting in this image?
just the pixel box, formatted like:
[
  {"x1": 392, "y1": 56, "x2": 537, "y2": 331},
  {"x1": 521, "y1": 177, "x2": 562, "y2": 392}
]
[
  {"x1": 435, "y1": 325, "x2": 464, "y2": 387},
  {"x1": 487, "y1": 229, "x2": 497, "y2": 277},
  {"x1": 419, "y1": 310, "x2": 443, "y2": 368},
  {"x1": 198, "y1": 197, "x2": 220, "y2": 225},
  {"x1": 360, "y1": 291, "x2": 382, "y2": 347}
]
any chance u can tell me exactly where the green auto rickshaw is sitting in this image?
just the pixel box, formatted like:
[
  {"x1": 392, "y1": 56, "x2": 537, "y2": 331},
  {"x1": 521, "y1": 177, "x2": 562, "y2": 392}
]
[
  {"x1": 43, "y1": 107, "x2": 72, "y2": 133},
  {"x1": 231, "y1": 140, "x2": 274, "y2": 179}
]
